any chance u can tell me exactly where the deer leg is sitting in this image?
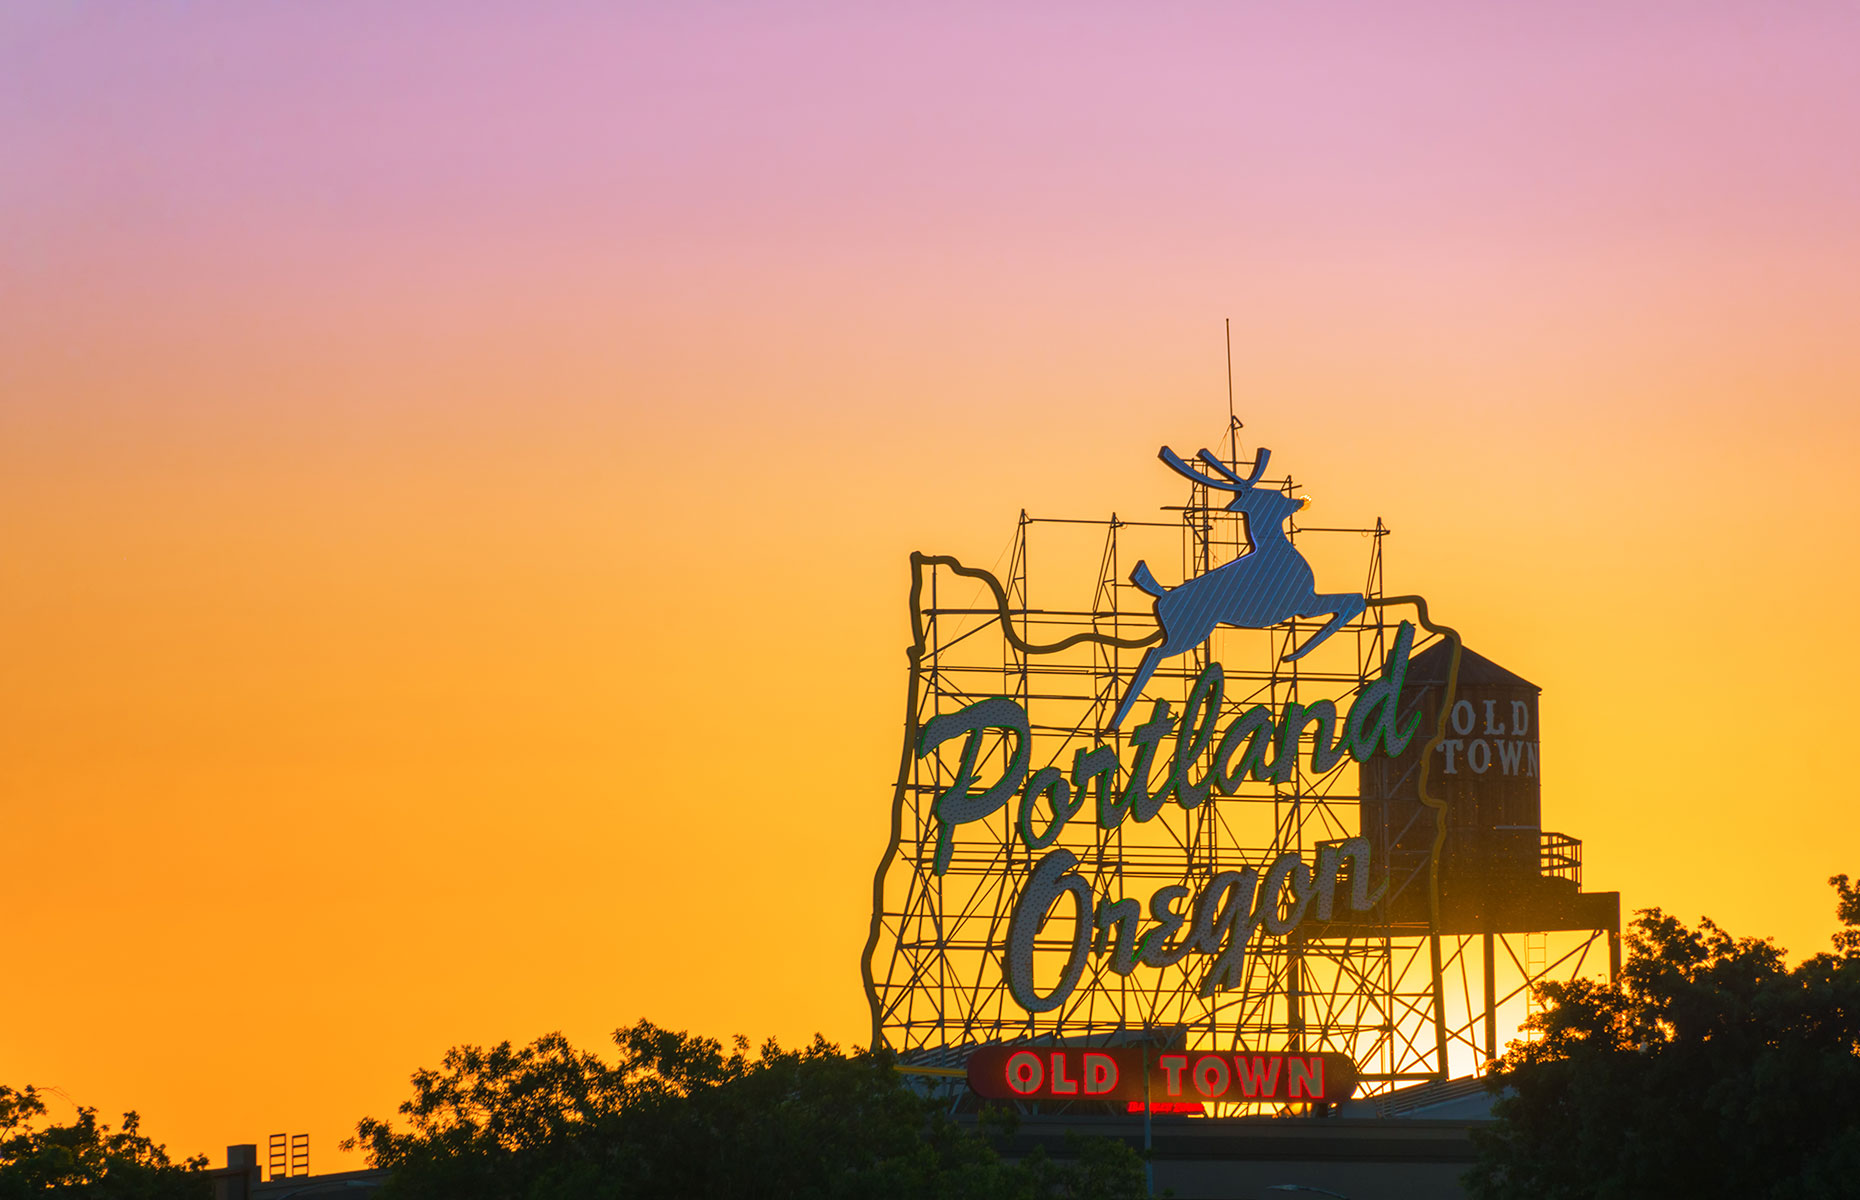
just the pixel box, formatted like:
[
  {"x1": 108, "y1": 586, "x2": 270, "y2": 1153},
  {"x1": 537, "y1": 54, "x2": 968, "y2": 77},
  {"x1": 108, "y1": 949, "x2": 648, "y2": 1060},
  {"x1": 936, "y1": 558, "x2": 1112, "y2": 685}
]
[
  {"x1": 1110, "y1": 644, "x2": 1167, "y2": 731},
  {"x1": 1285, "y1": 593, "x2": 1367, "y2": 661}
]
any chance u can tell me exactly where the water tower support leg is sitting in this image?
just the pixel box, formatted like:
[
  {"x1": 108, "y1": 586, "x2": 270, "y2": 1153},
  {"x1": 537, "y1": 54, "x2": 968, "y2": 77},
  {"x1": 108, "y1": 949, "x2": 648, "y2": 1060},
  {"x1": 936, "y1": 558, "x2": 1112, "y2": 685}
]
[
  {"x1": 1429, "y1": 932, "x2": 1449, "y2": 1081},
  {"x1": 1482, "y1": 929, "x2": 1498, "y2": 1069}
]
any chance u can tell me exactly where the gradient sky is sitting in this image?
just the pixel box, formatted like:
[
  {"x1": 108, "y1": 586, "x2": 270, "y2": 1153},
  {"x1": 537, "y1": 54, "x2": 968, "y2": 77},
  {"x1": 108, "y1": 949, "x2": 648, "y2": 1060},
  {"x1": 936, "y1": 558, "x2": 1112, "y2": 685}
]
[{"x1": 5, "y1": 0, "x2": 1860, "y2": 1169}]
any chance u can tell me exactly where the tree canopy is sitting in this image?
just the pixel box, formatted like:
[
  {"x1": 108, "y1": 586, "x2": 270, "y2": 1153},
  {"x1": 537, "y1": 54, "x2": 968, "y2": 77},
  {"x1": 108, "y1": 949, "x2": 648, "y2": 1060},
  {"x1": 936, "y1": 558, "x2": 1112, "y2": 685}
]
[
  {"x1": 0, "y1": 1084, "x2": 206, "y2": 1200},
  {"x1": 347, "y1": 1022, "x2": 1147, "y2": 1200},
  {"x1": 1470, "y1": 874, "x2": 1860, "y2": 1200}
]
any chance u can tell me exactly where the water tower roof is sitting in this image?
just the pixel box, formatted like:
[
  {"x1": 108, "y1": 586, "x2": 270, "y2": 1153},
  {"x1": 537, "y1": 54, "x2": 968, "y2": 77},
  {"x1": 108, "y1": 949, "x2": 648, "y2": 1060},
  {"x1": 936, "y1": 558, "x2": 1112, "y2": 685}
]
[{"x1": 1405, "y1": 637, "x2": 1539, "y2": 692}]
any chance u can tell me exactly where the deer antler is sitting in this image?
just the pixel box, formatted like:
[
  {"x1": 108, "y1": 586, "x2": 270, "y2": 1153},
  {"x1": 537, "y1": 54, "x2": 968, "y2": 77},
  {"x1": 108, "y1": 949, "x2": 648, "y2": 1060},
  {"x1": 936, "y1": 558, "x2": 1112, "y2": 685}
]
[
  {"x1": 1158, "y1": 446, "x2": 1247, "y2": 490},
  {"x1": 1197, "y1": 447, "x2": 1269, "y2": 487}
]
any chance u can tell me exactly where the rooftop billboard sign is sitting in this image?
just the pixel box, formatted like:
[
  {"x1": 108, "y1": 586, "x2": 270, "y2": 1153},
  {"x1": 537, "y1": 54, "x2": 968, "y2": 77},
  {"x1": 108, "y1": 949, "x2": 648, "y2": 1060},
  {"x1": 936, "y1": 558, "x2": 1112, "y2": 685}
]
[{"x1": 863, "y1": 439, "x2": 1467, "y2": 1073}]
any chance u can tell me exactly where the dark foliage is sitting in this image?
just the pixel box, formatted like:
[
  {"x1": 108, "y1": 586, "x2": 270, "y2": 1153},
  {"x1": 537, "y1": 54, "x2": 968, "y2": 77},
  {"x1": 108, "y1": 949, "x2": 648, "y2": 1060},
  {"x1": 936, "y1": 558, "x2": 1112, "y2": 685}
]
[
  {"x1": 347, "y1": 1022, "x2": 1148, "y2": 1200},
  {"x1": 1469, "y1": 875, "x2": 1860, "y2": 1200},
  {"x1": 0, "y1": 1084, "x2": 207, "y2": 1200}
]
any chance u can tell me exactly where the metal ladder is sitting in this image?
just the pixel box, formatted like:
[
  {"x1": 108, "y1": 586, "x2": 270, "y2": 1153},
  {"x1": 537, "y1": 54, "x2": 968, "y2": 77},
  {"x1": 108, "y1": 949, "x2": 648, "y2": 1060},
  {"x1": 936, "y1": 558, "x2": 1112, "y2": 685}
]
[{"x1": 1522, "y1": 932, "x2": 1548, "y2": 1040}]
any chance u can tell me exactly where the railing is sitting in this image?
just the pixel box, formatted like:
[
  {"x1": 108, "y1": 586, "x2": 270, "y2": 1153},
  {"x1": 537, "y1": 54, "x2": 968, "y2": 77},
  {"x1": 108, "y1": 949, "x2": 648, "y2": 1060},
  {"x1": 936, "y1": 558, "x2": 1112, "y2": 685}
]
[{"x1": 1540, "y1": 832, "x2": 1582, "y2": 887}]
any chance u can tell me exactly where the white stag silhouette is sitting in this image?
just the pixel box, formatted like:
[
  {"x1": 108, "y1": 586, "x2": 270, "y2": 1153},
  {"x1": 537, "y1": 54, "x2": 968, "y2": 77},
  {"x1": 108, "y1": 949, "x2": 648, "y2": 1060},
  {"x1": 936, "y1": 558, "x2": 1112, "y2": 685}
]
[{"x1": 1110, "y1": 446, "x2": 1365, "y2": 730}]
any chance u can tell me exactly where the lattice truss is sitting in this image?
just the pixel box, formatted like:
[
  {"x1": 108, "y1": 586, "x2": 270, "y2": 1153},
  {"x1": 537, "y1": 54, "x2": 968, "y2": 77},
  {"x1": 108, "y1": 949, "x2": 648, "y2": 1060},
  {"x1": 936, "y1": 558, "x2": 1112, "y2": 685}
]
[{"x1": 864, "y1": 448, "x2": 1614, "y2": 1095}]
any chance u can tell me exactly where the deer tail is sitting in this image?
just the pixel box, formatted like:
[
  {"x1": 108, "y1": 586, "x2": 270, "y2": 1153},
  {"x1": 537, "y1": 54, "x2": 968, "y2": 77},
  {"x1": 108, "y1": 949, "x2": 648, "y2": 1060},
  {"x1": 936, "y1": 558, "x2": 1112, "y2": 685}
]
[{"x1": 1129, "y1": 560, "x2": 1165, "y2": 598}]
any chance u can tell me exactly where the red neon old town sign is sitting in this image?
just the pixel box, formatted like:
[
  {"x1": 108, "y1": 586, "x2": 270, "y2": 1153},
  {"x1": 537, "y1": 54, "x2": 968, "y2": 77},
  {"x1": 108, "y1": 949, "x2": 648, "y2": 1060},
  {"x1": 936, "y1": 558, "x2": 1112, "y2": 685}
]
[{"x1": 964, "y1": 1047, "x2": 1358, "y2": 1104}]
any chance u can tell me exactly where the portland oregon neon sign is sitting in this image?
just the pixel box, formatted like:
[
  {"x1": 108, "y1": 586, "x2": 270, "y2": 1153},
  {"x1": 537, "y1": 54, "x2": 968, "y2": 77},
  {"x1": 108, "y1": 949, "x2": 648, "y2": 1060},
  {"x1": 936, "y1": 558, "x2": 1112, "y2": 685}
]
[
  {"x1": 922, "y1": 626, "x2": 1417, "y2": 1012},
  {"x1": 863, "y1": 437, "x2": 1466, "y2": 1070}
]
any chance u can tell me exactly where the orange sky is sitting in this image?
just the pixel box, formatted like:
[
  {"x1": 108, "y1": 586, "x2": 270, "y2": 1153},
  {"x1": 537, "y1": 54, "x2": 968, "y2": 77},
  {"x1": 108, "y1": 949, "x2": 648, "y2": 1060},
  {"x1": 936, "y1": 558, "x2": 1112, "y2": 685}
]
[{"x1": 5, "y1": 0, "x2": 1860, "y2": 1170}]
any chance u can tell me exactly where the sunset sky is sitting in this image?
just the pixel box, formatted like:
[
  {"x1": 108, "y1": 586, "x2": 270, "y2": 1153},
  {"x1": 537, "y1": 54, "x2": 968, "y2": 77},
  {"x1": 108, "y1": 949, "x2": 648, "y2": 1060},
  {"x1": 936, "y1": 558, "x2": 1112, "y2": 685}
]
[{"x1": 5, "y1": 0, "x2": 1860, "y2": 1169}]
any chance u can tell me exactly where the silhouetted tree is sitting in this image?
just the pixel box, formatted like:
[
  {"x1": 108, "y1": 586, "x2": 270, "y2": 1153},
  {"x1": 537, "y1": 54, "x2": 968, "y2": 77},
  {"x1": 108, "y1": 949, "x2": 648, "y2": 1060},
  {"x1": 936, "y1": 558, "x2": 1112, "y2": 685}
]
[
  {"x1": 0, "y1": 1084, "x2": 207, "y2": 1199},
  {"x1": 1469, "y1": 875, "x2": 1860, "y2": 1199},
  {"x1": 348, "y1": 1022, "x2": 1147, "y2": 1200}
]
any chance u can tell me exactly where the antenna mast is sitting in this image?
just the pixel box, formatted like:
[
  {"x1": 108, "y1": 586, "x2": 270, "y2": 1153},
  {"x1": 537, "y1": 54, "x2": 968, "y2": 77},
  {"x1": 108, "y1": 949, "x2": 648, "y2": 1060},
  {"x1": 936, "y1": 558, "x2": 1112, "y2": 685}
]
[{"x1": 1225, "y1": 317, "x2": 1243, "y2": 466}]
